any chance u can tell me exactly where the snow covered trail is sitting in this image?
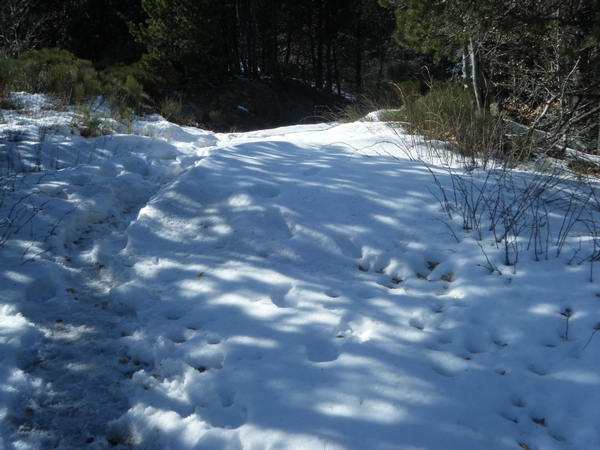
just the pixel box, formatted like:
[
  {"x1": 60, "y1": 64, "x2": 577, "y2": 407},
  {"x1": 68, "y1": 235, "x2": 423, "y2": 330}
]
[
  {"x1": 107, "y1": 122, "x2": 600, "y2": 449},
  {"x1": 2, "y1": 100, "x2": 600, "y2": 450},
  {"x1": 8, "y1": 222, "x2": 136, "y2": 448},
  {"x1": 110, "y1": 122, "x2": 455, "y2": 449},
  {"x1": 0, "y1": 101, "x2": 219, "y2": 448}
]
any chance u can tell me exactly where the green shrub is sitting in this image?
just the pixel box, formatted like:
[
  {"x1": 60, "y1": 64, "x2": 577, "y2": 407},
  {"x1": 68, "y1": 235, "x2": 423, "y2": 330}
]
[
  {"x1": 76, "y1": 106, "x2": 113, "y2": 138},
  {"x1": 0, "y1": 49, "x2": 158, "y2": 115},
  {"x1": 73, "y1": 83, "x2": 85, "y2": 105},
  {"x1": 1, "y1": 49, "x2": 103, "y2": 106},
  {"x1": 124, "y1": 75, "x2": 143, "y2": 108},
  {"x1": 8, "y1": 49, "x2": 99, "y2": 103},
  {"x1": 160, "y1": 95, "x2": 183, "y2": 121},
  {"x1": 394, "y1": 81, "x2": 421, "y2": 103},
  {"x1": 393, "y1": 81, "x2": 507, "y2": 168},
  {"x1": 209, "y1": 110, "x2": 225, "y2": 125},
  {"x1": 342, "y1": 104, "x2": 366, "y2": 122},
  {"x1": 100, "y1": 63, "x2": 160, "y2": 97},
  {"x1": 118, "y1": 107, "x2": 135, "y2": 133},
  {"x1": 376, "y1": 109, "x2": 404, "y2": 122},
  {"x1": 0, "y1": 57, "x2": 14, "y2": 97}
]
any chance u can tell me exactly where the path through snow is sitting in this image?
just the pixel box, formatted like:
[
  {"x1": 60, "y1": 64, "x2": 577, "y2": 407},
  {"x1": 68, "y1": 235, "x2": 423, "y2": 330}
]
[{"x1": 1, "y1": 97, "x2": 600, "y2": 449}]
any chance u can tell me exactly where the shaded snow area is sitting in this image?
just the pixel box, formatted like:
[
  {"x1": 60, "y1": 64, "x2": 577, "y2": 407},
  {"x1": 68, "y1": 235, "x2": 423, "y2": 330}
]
[{"x1": 1, "y1": 94, "x2": 600, "y2": 449}]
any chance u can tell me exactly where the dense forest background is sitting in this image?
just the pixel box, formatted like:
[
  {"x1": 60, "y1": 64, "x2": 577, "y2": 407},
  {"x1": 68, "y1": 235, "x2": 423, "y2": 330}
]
[
  {"x1": 0, "y1": 0, "x2": 400, "y2": 92},
  {"x1": 1, "y1": 0, "x2": 600, "y2": 152}
]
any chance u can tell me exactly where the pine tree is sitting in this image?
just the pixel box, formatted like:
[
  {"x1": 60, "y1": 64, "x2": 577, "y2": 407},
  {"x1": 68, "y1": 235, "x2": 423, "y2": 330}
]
[{"x1": 133, "y1": 0, "x2": 228, "y2": 87}]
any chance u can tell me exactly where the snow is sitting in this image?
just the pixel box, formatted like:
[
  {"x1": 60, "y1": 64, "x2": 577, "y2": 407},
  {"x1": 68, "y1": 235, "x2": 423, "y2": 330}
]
[{"x1": 1, "y1": 93, "x2": 600, "y2": 449}]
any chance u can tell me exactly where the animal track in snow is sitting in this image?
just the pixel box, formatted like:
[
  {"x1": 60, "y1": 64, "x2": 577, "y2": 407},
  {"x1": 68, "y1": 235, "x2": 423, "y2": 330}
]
[
  {"x1": 184, "y1": 343, "x2": 225, "y2": 371},
  {"x1": 528, "y1": 364, "x2": 549, "y2": 376},
  {"x1": 431, "y1": 364, "x2": 456, "y2": 378},
  {"x1": 462, "y1": 334, "x2": 489, "y2": 355},
  {"x1": 499, "y1": 410, "x2": 519, "y2": 424},
  {"x1": 429, "y1": 352, "x2": 469, "y2": 378},
  {"x1": 199, "y1": 404, "x2": 247, "y2": 429},
  {"x1": 269, "y1": 283, "x2": 299, "y2": 308},
  {"x1": 357, "y1": 261, "x2": 370, "y2": 272},
  {"x1": 324, "y1": 289, "x2": 341, "y2": 298},
  {"x1": 227, "y1": 344, "x2": 264, "y2": 362},
  {"x1": 264, "y1": 207, "x2": 292, "y2": 239},
  {"x1": 409, "y1": 318, "x2": 425, "y2": 331},
  {"x1": 160, "y1": 306, "x2": 187, "y2": 321},
  {"x1": 305, "y1": 333, "x2": 341, "y2": 363},
  {"x1": 437, "y1": 334, "x2": 453, "y2": 345},
  {"x1": 425, "y1": 298, "x2": 445, "y2": 314},
  {"x1": 372, "y1": 252, "x2": 392, "y2": 273},
  {"x1": 247, "y1": 183, "x2": 280, "y2": 198},
  {"x1": 302, "y1": 167, "x2": 321, "y2": 176},
  {"x1": 376, "y1": 276, "x2": 404, "y2": 289},
  {"x1": 165, "y1": 328, "x2": 194, "y2": 344},
  {"x1": 495, "y1": 367, "x2": 509, "y2": 376},
  {"x1": 194, "y1": 386, "x2": 247, "y2": 430},
  {"x1": 504, "y1": 387, "x2": 564, "y2": 443},
  {"x1": 358, "y1": 251, "x2": 406, "y2": 289},
  {"x1": 206, "y1": 334, "x2": 222, "y2": 345},
  {"x1": 331, "y1": 232, "x2": 362, "y2": 259}
]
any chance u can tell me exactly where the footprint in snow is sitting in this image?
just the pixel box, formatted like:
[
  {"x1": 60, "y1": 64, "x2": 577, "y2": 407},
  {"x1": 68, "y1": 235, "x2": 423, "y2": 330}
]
[
  {"x1": 269, "y1": 283, "x2": 299, "y2": 308},
  {"x1": 499, "y1": 410, "x2": 519, "y2": 424},
  {"x1": 196, "y1": 395, "x2": 247, "y2": 430},
  {"x1": 505, "y1": 399, "x2": 559, "y2": 439},
  {"x1": 203, "y1": 406, "x2": 247, "y2": 430},
  {"x1": 427, "y1": 300, "x2": 445, "y2": 314},
  {"x1": 528, "y1": 364, "x2": 549, "y2": 376},
  {"x1": 437, "y1": 333, "x2": 453, "y2": 345},
  {"x1": 360, "y1": 252, "x2": 406, "y2": 289},
  {"x1": 247, "y1": 183, "x2": 280, "y2": 198},
  {"x1": 409, "y1": 317, "x2": 425, "y2": 331},
  {"x1": 302, "y1": 167, "x2": 321, "y2": 176},
  {"x1": 160, "y1": 305, "x2": 187, "y2": 321},
  {"x1": 429, "y1": 353, "x2": 469, "y2": 378},
  {"x1": 331, "y1": 232, "x2": 363, "y2": 259},
  {"x1": 376, "y1": 276, "x2": 404, "y2": 289},
  {"x1": 305, "y1": 333, "x2": 341, "y2": 363},
  {"x1": 165, "y1": 327, "x2": 194, "y2": 344},
  {"x1": 462, "y1": 331, "x2": 490, "y2": 355},
  {"x1": 264, "y1": 207, "x2": 292, "y2": 239},
  {"x1": 371, "y1": 252, "x2": 392, "y2": 273},
  {"x1": 324, "y1": 289, "x2": 341, "y2": 298},
  {"x1": 432, "y1": 365, "x2": 455, "y2": 378}
]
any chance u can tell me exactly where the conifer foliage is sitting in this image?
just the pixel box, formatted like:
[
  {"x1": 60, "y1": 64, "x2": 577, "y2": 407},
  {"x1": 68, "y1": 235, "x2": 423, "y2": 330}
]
[
  {"x1": 0, "y1": 1, "x2": 396, "y2": 94},
  {"x1": 382, "y1": 0, "x2": 600, "y2": 149}
]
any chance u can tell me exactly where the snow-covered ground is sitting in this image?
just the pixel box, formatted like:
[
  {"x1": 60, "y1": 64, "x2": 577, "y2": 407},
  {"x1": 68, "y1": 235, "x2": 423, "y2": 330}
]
[{"x1": 1, "y1": 93, "x2": 599, "y2": 449}]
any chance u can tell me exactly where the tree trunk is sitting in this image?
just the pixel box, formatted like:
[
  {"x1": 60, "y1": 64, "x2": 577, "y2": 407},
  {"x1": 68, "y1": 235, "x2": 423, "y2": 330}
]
[
  {"x1": 469, "y1": 37, "x2": 486, "y2": 111},
  {"x1": 354, "y1": 21, "x2": 362, "y2": 93},
  {"x1": 325, "y1": 35, "x2": 332, "y2": 96},
  {"x1": 315, "y1": 3, "x2": 324, "y2": 90},
  {"x1": 461, "y1": 42, "x2": 472, "y2": 92},
  {"x1": 333, "y1": 39, "x2": 341, "y2": 96}
]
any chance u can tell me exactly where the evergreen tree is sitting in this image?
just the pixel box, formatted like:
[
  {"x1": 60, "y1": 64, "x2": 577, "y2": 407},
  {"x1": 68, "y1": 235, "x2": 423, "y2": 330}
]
[
  {"x1": 133, "y1": 0, "x2": 228, "y2": 87},
  {"x1": 380, "y1": 0, "x2": 499, "y2": 109},
  {"x1": 23, "y1": 0, "x2": 145, "y2": 66},
  {"x1": 382, "y1": 0, "x2": 600, "y2": 147}
]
